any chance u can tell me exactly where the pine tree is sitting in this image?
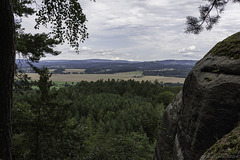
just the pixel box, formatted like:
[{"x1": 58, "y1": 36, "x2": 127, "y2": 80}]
[
  {"x1": 185, "y1": 0, "x2": 240, "y2": 34},
  {"x1": 1, "y1": 0, "x2": 90, "y2": 158}
]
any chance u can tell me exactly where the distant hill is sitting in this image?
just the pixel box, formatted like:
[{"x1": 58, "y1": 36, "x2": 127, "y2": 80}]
[
  {"x1": 16, "y1": 59, "x2": 197, "y2": 68},
  {"x1": 16, "y1": 59, "x2": 198, "y2": 78}
]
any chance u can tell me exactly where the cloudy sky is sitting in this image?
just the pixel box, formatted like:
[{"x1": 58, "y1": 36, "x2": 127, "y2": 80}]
[{"x1": 21, "y1": 0, "x2": 240, "y2": 61}]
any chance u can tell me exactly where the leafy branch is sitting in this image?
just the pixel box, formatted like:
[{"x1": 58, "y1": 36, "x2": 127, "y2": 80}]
[{"x1": 185, "y1": 0, "x2": 240, "y2": 34}]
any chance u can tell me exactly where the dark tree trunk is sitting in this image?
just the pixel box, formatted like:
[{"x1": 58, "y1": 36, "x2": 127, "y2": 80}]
[{"x1": 0, "y1": 0, "x2": 15, "y2": 159}]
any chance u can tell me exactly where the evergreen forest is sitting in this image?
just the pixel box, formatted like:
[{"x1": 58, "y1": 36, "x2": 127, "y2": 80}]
[{"x1": 13, "y1": 68, "x2": 182, "y2": 160}]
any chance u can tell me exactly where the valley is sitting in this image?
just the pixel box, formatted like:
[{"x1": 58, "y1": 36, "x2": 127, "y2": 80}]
[{"x1": 26, "y1": 72, "x2": 185, "y2": 84}]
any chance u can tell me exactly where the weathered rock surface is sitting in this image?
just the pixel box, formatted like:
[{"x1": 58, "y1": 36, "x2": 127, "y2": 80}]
[
  {"x1": 154, "y1": 91, "x2": 183, "y2": 160},
  {"x1": 154, "y1": 32, "x2": 240, "y2": 160}
]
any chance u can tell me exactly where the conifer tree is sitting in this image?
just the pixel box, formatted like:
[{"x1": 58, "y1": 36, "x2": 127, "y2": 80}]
[
  {"x1": 0, "y1": 0, "x2": 90, "y2": 159},
  {"x1": 185, "y1": 0, "x2": 240, "y2": 34}
]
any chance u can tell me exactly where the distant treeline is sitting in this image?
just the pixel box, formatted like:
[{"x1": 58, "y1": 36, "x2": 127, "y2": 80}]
[
  {"x1": 17, "y1": 59, "x2": 197, "y2": 78},
  {"x1": 84, "y1": 64, "x2": 193, "y2": 78},
  {"x1": 143, "y1": 69, "x2": 191, "y2": 78},
  {"x1": 51, "y1": 65, "x2": 192, "y2": 78}
]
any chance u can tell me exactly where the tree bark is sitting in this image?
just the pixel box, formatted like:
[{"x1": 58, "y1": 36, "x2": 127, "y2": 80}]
[{"x1": 0, "y1": 0, "x2": 15, "y2": 159}]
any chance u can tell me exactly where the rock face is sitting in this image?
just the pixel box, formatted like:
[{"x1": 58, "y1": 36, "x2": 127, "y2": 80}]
[
  {"x1": 154, "y1": 91, "x2": 183, "y2": 160},
  {"x1": 154, "y1": 32, "x2": 240, "y2": 160}
]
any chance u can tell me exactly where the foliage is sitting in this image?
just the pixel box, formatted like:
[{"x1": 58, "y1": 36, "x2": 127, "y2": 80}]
[
  {"x1": 156, "y1": 91, "x2": 175, "y2": 106},
  {"x1": 14, "y1": 0, "x2": 89, "y2": 63},
  {"x1": 16, "y1": 33, "x2": 61, "y2": 62},
  {"x1": 14, "y1": 71, "x2": 34, "y2": 94},
  {"x1": 1, "y1": 0, "x2": 89, "y2": 159},
  {"x1": 185, "y1": 0, "x2": 240, "y2": 34},
  {"x1": 143, "y1": 69, "x2": 191, "y2": 78},
  {"x1": 13, "y1": 74, "x2": 181, "y2": 159},
  {"x1": 53, "y1": 68, "x2": 65, "y2": 74},
  {"x1": 35, "y1": 0, "x2": 88, "y2": 49},
  {"x1": 12, "y1": 0, "x2": 35, "y2": 17},
  {"x1": 13, "y1": 67, "x2": 82, "y2": 159}
]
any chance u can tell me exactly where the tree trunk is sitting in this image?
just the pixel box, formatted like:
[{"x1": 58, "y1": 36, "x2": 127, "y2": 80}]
[{"x1": 0, "y1": 0, "x2": 15, "y2": 159}]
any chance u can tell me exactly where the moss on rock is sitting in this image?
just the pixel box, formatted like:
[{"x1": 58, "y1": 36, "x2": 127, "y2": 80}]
[
  {"x1": 201, "y1": 124, "x2": 240, "y2": 160},
  {"x1": 208, "y1": 32, "x2": 240, "y2": 59}
]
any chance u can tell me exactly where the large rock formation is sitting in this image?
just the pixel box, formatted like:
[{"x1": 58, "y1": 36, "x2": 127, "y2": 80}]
[
  {"x1": 154, "y1": 32, "x2": 240, "y2": 160},
  {"x1": 200, "y1": 123, "x2": 240, "y2": 160}
]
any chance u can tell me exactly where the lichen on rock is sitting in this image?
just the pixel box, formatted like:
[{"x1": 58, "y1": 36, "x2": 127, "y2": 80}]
[{"x1": 200, "y1": 124, "x2": 240, "y2": 160}]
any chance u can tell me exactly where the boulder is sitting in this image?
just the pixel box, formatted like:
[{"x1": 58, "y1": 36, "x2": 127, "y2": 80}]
[{"x1": 154, "y1": 32, "x2": 240, "y2": 160}]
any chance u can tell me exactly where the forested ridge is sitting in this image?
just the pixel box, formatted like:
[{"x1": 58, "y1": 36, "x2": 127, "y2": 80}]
[{"x1": 13, "y1": 71, "x2": 181, "y2": 160}]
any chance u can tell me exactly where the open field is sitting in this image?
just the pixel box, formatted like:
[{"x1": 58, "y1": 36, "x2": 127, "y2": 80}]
[
  {"x1": 49, "y1": 69, "x2": 56, "y2": 72},
  {"x1": 114, "y1": 71, "x2": 143, "y2": 77},
  {"x1": 63, "y1": 69, "x2": 85, "y2": 73},
  {"x1": 26, "y1": 73, "x2": 185, "y2": 84}
]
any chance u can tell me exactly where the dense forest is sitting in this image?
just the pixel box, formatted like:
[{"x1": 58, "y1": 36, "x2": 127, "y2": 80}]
[{"x1": 13, "y1": 68, "x2": 182, "y2": 160}]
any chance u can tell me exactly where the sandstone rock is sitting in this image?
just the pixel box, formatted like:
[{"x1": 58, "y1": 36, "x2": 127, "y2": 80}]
[
  {"x1": 154, "y1": 32, "x2": 240, "y2": 160},
  {"x1": 154, "y1": 91, "x2": 183, "y2": 160},
  {"x1": 176, "y1": 55, "x2": 240, "y2": 159}
]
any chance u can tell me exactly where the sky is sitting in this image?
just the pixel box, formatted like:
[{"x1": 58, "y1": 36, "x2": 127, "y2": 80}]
[{"x1": 20, "y1": 0, "x2": 240, "y2": 61}]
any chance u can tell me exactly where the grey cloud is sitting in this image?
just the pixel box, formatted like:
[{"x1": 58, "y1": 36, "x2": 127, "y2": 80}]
[{"x1": 22, "y1": 0, "x2": 240, "y2": 61}]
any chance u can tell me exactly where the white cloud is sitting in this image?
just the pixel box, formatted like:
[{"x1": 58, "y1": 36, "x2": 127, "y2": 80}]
[
  {"x1": 183, "y1": 52, "x2": 197, "y2": 57},
  {"x1": 178, "y1": 45, "x2": 200, "y2": 53},
  {"x1": 173, "y1": 45, "x2": 203, "y2": 59}
]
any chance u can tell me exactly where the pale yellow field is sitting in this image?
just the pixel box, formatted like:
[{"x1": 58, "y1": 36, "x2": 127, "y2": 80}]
[
  {"x1": 49, "y1": 69, "x2": 56, "y2": 72},
  {"x1": 26, "y1": 73, "x2": 185, "y2": 83},
  {"x1": 63, "y1": 69, "x2": 85, "y2": 73}
]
